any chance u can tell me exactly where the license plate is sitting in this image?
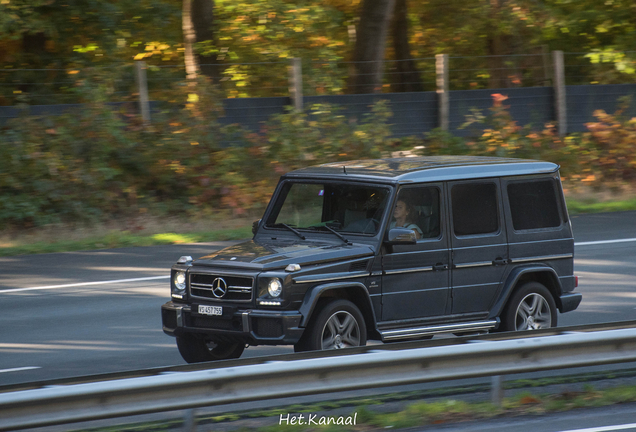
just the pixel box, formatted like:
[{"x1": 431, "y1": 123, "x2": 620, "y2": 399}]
[{"x1": 198, "y1": 305, "x2": 222, "y2": 316}]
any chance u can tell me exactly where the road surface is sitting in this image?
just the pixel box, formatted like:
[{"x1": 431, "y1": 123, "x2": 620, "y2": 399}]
[{"x1": 0, "y1": 211, "x2": 634, "y2": 386}]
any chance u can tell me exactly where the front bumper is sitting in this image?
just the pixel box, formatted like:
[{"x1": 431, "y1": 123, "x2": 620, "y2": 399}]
[{"x1": 161, "y1": 301, "x2": 304, "y2": 345}]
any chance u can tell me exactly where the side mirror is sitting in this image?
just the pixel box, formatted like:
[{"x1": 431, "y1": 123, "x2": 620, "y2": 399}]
[
  {"x1": 252, "y1": 219, "x2": 262, "y2": 235},
  {"x1": 384, "y1": 227, "x2": 417, "y2": 245}
]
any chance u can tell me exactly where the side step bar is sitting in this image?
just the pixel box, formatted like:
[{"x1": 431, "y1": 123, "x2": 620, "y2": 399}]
[{"x1": 379, "y1": 320, "x2": 499, "y2": 342}]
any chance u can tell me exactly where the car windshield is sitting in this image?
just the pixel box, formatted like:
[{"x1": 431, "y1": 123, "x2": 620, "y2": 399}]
[{"x1": 265, "y1": 182, "x2": 390, "y2": 236}]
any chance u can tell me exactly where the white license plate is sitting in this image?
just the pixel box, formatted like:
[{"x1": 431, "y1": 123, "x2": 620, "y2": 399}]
[{"x1": 198, "y1": 305, "x2": 222, "y2": 316}]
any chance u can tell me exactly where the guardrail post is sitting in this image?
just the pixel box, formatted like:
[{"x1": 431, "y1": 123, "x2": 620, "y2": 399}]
[
  {"x1": 491, "y1": 375, "x2": 503, "y2": 407},
  {"x1": 183, "y1": 409, "x2": 196, "y2": 432},
  {"x1": 552, "y1": 50, "x2": 567, "y2": 136},
  {"x1": 289, "y1": 57, "x2": 303, "y2": 111},
  {"x1": 135, "y1": 61, "x2": 151, "y2": 125},
  {"x1": 436, "y1": 54, "x2": 449, "y2": 131}
]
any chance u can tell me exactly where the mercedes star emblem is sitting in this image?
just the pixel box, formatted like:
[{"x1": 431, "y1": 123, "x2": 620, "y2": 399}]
[{"x1": 212, "y1": 277, "x2": 228, "y2": 298}]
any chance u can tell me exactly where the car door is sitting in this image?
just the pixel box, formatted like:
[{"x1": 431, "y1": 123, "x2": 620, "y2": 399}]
[
  {"x1": 448, "y1": 179, "x2": 509, "y2": 315},
  {"x1": 381, "y1": 184, "x2": 451, "y2": 321}
]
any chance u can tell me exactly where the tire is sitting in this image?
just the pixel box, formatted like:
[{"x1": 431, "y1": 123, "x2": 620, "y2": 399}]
[
  {"x1": 295, "y1": 299, "x2": 367, "y2": 352},
  {"x1": 176, "y1": 334, "x2": 245, "y2": 363},
  {"x1": 500, "y1": 282, "x2": 557, "y2": 332}
]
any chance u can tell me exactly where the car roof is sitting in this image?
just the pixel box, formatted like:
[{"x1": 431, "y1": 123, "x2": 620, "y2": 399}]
[{"x1": 283, "y1": 156, "x2": 559, "y2": 183}]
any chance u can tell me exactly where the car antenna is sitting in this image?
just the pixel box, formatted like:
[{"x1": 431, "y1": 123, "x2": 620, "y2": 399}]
[{"x1": 343, "y1": 165, "x2": 347, "y2": 174}]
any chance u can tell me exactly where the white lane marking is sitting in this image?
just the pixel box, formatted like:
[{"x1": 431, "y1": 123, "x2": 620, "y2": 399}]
[
  {"x1": 558, "y1": 423, "x2": 636, "y2": 432},
  {"x1": 0, "y1": 275, "x2": 169, "y2": 294},
  {"x1": 0, "y1": 366, "x2": 41, "y2": 374},
  {"x1": 576, "y1": 238, "x2": 636, "y2": 246},
  {"x1": 0, "y1": 237, "x2": 633, "y2": 294}
]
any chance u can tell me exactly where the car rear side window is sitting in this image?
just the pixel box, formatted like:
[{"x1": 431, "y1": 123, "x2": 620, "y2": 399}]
[
  {"x1": 508, "y1": 179, "x2": 561, "y2": 230},
  {"x1": 451, "y1": 182, "x2": 499, "y2": 236}
]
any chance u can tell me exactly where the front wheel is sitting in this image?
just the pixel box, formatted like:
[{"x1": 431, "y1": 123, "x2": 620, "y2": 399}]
[
  {"x1": 176, "y1": 334, "x2": 245, "y2": 363},
  {"x1": 295, "y1": 299, "x2": 367, "y2": 352},
  {"x1": 500, "y1": 282, "x2": 557, "y2": 332}
]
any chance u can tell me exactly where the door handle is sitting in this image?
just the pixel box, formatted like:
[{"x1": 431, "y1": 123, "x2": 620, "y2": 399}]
[
  {"x1": 433, "y1": 263, "x2": 448, "y2": 271},
  {"x1": 492, "y1": 257, "x2": 508, "y2": 266}
]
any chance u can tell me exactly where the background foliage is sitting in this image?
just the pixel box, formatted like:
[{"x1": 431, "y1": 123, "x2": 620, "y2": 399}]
[
  {"x1": 1, "y1": 79, "x2": 634, "y2": 228},
  {"x1": 2, "y1": 1, "x2": 636, "y2": 228},
  {"x1": 3, "y1": 0, "x2": 636, "y2": 101}
]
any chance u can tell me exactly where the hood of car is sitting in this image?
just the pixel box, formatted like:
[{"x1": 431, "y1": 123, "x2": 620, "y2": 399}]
[{"x1": 194, "y1": 238, "x2": 375, "y2": 270}]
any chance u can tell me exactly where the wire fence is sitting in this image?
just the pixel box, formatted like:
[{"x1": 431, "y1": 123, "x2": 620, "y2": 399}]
[
  {"x1": 2, "y1": 51, "x2": 635, "y2": 106},
  {"x1": 1, "y1": 51, "x2": 635, "y2": 136}
]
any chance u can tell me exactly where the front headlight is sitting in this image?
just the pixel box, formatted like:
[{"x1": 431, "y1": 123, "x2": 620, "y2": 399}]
[
  {"x1": 267, "y1": 278, "x2": 283, "y2": 298},
  {"x1": 173, "y1": 271, "x2": 186, "y2": 293}
]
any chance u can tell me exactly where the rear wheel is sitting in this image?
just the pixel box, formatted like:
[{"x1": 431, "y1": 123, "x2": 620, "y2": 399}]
[
  {"x1": 176, "y1": 334, "x2": 245, "y2": 363},
  {"x1": 295, "y1": 299, "x2": 367, "y2": 352},
  {"x1": 500, "y1": 282, "x2": 557, "y2": 332}
]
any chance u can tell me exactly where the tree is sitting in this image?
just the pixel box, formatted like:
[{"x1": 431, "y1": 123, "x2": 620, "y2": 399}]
[
  {"x1": 182, "y1": 0, "x2": 217, "y2": 82},
  {"x1": 191, "y1": 0, "x2": 217, "y2": 79},
  {"x1": 347, "y1": 0, "x2": 395, "y2": 94},
  {"x1": 391, "y1": 0, "x2": 422, "y2": 92},
  {"x1": 183, "y1": 0, "x2": 198, "y2": 81}
]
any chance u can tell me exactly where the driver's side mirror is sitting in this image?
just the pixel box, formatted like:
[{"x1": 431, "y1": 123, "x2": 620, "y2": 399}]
[
  {"x1": 384, "y1": 227, "x2": 417, "y2": 245},
  {"x1": 252, "y1": 219, "x2": 262, "y2": 235}
]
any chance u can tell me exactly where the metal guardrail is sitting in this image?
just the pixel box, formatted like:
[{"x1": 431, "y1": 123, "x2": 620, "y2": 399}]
[
  {"x1": 5, "y1": 319, "x2": 636, "y2": 395},
  {"x1": 3, "y1": 326, "x2": 636, "y2": 431}
]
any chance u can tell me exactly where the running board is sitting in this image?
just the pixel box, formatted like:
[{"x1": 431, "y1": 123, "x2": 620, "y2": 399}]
[{"x1": 379, "y1": 320, "x2": 499, "y2": 342}]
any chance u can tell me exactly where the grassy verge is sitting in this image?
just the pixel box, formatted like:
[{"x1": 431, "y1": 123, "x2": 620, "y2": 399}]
[
  {"x1": 77, "y1": 379, "x2": 636, "y2": 432},
  {"x1": 0, "y1": 227, "x2": 252, "y2": 257},
  {"x1": 1, "y1": 196, "x2": 635, "y2": 257},
  {"x1": 566, "y1": 197, "x2": 636, "y2": 214},
  {"x1": 0, "y1": 216, "x2": 254, "y2": 257}
]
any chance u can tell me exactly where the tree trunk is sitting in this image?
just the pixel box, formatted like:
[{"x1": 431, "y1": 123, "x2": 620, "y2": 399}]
[
  {"x1": 182, "y1": 0, "x2": 198, "y2": 82},
  {"x1": 391, "y1": 0, "x2": 423, "y2": 92},
  {"x1": 348, "y1": 0, "x2": 396, "y2": 94},
  {"x1": 487, "y1": 0, "x2": 512, "y2": 88},
  {"x1": 191, "y1": 0, "x2": 218, "y2": 80}
]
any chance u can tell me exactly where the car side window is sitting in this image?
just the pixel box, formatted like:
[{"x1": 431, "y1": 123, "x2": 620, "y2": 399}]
[
  {"x1": 451, "y1": 182, "x2": 499, "y2": 236},
  {"x1": 507, "y1": 179, "x2": 561, "y2": 230},
  {"x1": 392, "y1": 187, "x2": 441, "y2": 240}
]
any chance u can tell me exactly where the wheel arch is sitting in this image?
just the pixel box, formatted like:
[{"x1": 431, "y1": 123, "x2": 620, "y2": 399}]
[
  {"x1": 298, "y1": 282, "x2": 378, "y2": 339},
  {"x1": 491, "y1": 265, "x2": 564, "y2": 319}
]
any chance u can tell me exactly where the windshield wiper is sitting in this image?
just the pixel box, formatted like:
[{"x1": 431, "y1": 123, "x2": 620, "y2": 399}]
[
  {"x1": 320, "y1": 225, "x2": 351, "y2": 245},
  {"x1": 272, "y1": 223, "x2": 306, "y2": 240}
]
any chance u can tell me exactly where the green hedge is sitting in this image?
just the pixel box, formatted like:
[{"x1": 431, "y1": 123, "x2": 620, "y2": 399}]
[
  {"x1": 1, "y1": 86, "x2": 634, "y2": 229},
  {"x1": 0, "y1": 81, "x2": 402, "y2": 228}
]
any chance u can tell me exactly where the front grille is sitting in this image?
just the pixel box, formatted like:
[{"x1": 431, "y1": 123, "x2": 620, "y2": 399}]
[
  {"x1": 253, "y1": 317, "x2": 283, "y2": 338},
  {"x1": 189, "y1": 273, "x2": 253, "y2": 301},
  {"x1": 189, "y1": 315, "x2": 243, "y2": 331}
]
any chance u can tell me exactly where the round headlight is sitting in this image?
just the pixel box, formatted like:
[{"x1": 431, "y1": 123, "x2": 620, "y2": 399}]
[
  {"x1": 174, "y1": 271, "x2": 186, "y2": 293},
  {"x1": 267, "y1": 279, "x2": 283, "y2": 298}
]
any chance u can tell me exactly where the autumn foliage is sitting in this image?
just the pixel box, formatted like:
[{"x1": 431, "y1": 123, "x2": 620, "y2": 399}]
[{"x1": 1, "y1": 86, "x2": 635, "y2": 228}]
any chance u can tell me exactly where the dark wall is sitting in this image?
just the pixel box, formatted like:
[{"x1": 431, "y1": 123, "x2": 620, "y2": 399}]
[
  {"x1": 567, "y1": 84, "x2": 636, "y2": 132},
  {"x1": 220, "y1": 97, "x2": 289, "y2": 132},
  {"x1": 3, "y1": 84, "x2": 636, "y2": 138},
  {"x1": 449, "y1": 87, "x2": 553, "y2": 137},
  {"x1": 305, "y1": 92, "x2": 438, "y2": 138}
]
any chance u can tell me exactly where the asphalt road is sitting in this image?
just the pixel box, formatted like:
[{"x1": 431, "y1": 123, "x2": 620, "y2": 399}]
[{"x1": 0, "y1": 211, "x2": 634, "y2": 387}]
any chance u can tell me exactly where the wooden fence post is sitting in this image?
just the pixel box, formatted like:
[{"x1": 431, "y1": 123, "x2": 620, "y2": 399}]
[
  {"x1": 289, "y1": 58, "x2": 303, "y2": 111},
  {"x1": 552, "y1": 50, "x2": 567, "y2": 136},
  {"x1": 135, "y1": 61, "x2": 150, "y2": 125},
  {"x1": 436, "y1": 54, "x2": 449, "y2": 131}
]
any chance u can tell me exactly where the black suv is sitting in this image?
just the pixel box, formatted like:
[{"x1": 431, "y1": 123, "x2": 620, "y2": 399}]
[{"x1": 161, "y1": 156, "x2": 582, "y2": 363}]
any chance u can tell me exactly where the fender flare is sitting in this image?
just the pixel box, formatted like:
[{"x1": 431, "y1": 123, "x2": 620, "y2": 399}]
[
  {"x1": 490, "y1": 265, "x2": 564, "y2": 319},
  {"x1": 298, "y1": 282, "x2": 377, "y2": 329}
]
